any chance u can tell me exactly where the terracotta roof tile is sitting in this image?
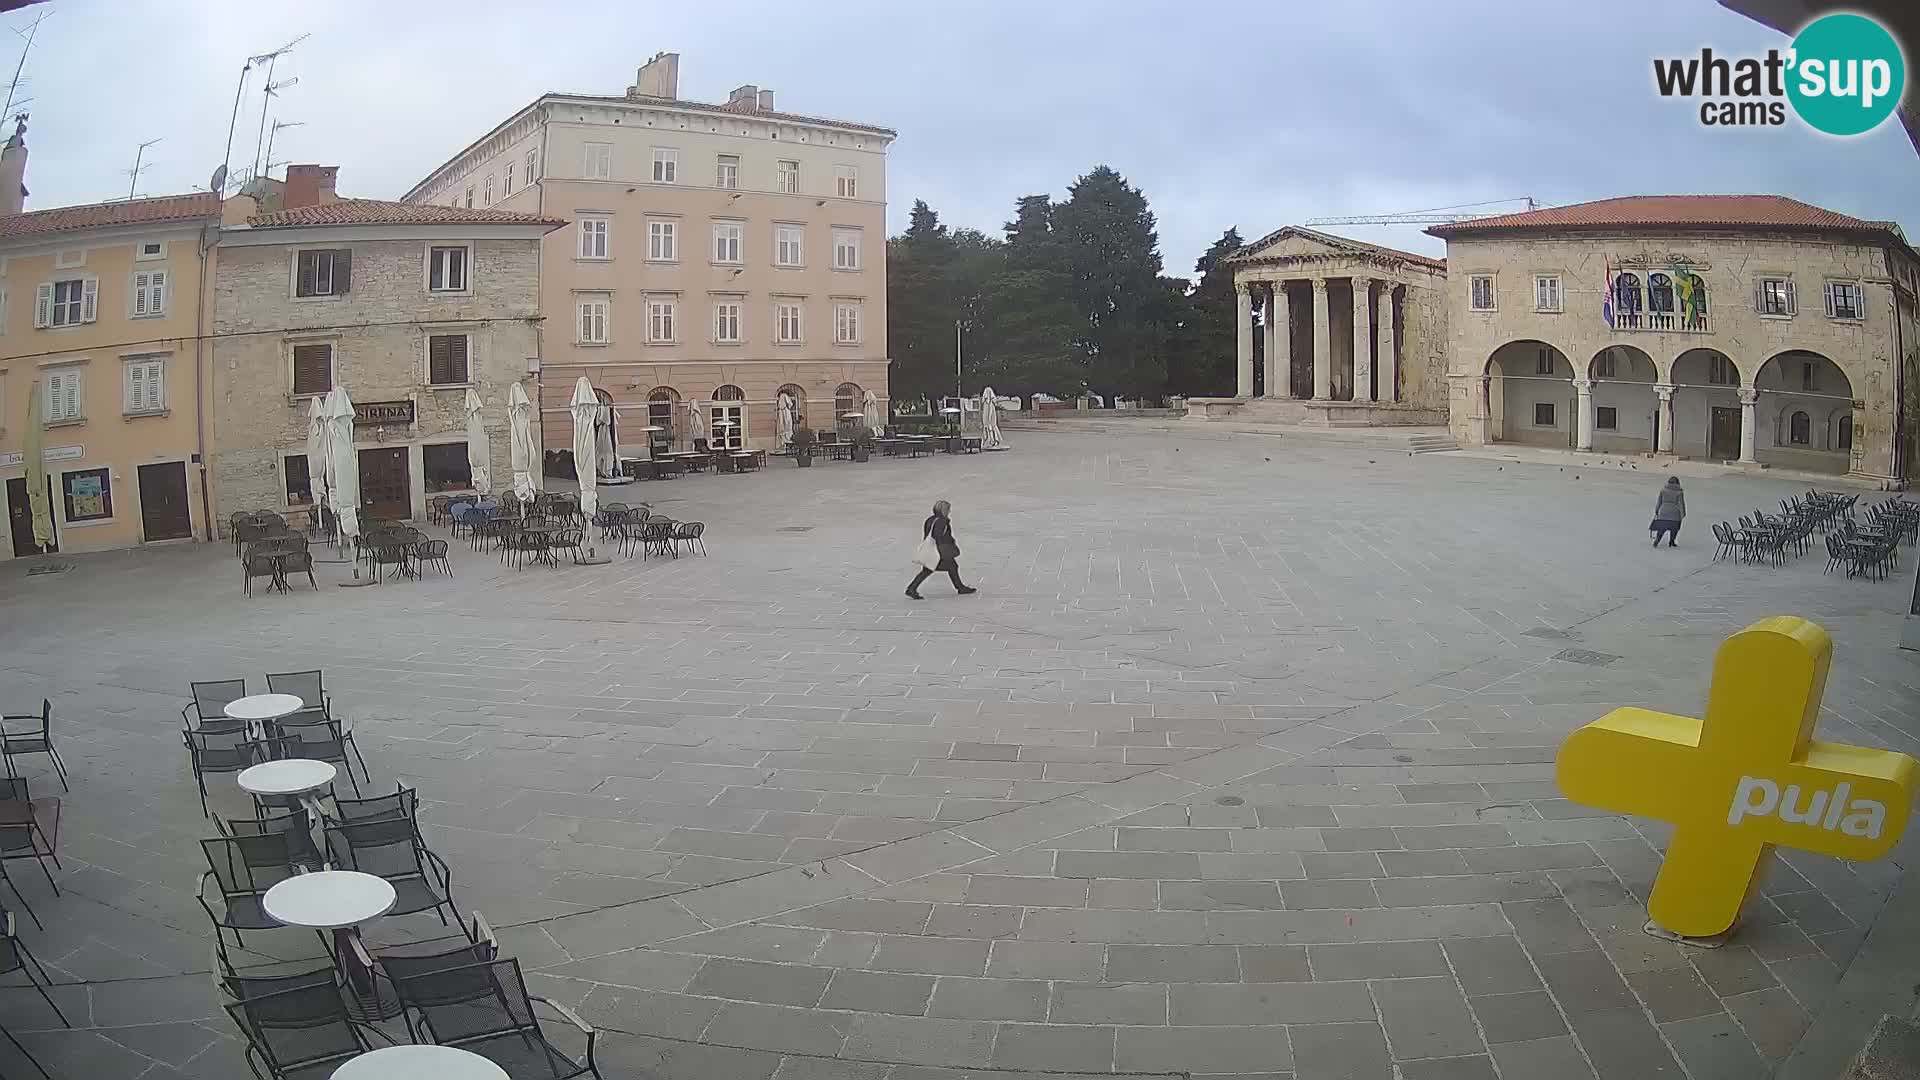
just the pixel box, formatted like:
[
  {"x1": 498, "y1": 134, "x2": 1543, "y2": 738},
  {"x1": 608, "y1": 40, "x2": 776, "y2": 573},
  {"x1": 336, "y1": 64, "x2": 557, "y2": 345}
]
[
  {"x1": 246, "y1": 198, "x2": 565, "y2": 229},
  {"x1": 1427, "y1": 195, "x2": 1897, "y2": 238},
  {"x1": 0, "y1": 192, "x2": 220, "y2": 242}
]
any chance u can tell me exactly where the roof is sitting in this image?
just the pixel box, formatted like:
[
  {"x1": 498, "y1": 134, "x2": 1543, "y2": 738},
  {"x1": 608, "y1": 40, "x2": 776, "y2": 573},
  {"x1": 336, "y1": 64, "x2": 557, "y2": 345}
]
[
  {"x1": 1426, "y1": 195, "x2": 1902, "y2": 240},
  {"x1": 1230, "y1": 225, "x2": 1447, "y2": 271},
  {"x1": 246, "y1": 198, "x2": 566, "y2": 230},
  {"x1": 0, "y1": 192, "x2": 220, "y2": 243}
]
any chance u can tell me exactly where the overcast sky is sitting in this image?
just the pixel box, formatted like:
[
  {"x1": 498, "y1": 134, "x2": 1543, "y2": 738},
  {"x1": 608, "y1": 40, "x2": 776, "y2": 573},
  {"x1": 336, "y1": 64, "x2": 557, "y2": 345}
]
[{"x1": 14, "y1": 0, "x2": 1918, "y2": 272}]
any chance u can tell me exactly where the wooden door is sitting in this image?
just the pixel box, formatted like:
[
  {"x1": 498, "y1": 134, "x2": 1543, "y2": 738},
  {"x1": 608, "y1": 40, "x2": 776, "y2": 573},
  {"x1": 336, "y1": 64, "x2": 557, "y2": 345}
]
[
  {"x1": 137, "y1": 462, "x2": 193, "y2": 541},
  {"x1": 1709, "y1": 407, "x2": 1742, "y2": 460},
  {"x1": 6, "y1": 477, "x2": 55, "y2": 556},
  {"x1": 358, "y1": 447, "x2": 411, "y2": 520}
]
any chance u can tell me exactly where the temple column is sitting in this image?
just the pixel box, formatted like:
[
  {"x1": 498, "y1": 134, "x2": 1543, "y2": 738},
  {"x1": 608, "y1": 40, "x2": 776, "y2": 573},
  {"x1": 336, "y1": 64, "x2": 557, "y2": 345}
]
[
  {"x1": 1235, "y1": 283, "x2": 1254, "y2": 398},
  {"x1": 1352, "y1": 277, "x2": 1374, "y2": 402},
  {"x1": 1311, "y1": 279, "x2": 1331, "y2": 400},
  {"x1": 1263, "y1": 284, "x2": 1287, "y2": 398},
  {"x1": 1739, "y1": 388, "x2": 1758, "y2": 462},
  {"x1": 1653, "y1": 383, "x2": 1675, "y2": 454},
  {"x1": 1574, "y1": 377, "x2": 1595, "y2": 451},
  {"x1": 1377, "y1": 285, "x2": 1398, "y2": 403}
]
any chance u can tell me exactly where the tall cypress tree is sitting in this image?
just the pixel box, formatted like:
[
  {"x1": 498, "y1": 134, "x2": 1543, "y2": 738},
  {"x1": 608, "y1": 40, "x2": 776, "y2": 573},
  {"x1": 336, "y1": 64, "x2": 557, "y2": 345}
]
[
  {"x1": 1167, "y1": 227, "x2": 1245, "y2": 397},
  {"x1": 1055, "y1": 166, "x2": 1170, "y2": 401}
]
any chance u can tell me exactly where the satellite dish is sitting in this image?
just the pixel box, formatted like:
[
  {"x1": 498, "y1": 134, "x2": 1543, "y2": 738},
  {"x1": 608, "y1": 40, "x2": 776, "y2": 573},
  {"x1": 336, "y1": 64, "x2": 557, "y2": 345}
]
[{"x1": 209, "y1": 164, "x2": 227, "y2": 193}]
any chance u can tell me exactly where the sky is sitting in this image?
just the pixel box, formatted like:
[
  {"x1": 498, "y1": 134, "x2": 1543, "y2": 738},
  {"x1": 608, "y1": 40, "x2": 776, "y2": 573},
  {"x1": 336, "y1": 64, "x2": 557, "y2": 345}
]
[{"x1": 11, "y1": 0, "x2": 1920, "y2": 274}]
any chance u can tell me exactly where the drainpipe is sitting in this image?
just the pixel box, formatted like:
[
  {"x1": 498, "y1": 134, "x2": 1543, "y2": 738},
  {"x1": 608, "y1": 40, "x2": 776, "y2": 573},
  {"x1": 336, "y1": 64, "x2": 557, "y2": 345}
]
[
  {"x1": 193, "y1": 221, "x2": 216, "y2": 540},
  {"x1": 1890, "y1": 259, "x2": 1907, "y2": 487}
]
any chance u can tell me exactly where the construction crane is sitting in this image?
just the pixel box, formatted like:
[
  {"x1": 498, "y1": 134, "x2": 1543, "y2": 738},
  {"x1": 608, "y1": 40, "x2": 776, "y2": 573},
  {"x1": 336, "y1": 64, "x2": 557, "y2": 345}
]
[{"x1": 1306, "y1": 197, "x2": 1541, "y2": 227}]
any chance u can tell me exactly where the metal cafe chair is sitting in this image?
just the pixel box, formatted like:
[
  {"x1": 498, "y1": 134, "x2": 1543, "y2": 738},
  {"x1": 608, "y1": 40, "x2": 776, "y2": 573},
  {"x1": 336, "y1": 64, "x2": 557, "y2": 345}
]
[{"x1": 0, "y1": 700, "x2": 67, "y2": 791}]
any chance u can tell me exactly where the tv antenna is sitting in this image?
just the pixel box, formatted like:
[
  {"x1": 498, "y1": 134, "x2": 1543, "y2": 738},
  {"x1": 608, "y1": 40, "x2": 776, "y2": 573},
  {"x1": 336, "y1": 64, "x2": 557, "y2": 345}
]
[
  {"x1": 249, "y1": 35, "x2": 307, "y2": 179},
  {"x1": 2, "y1": 9, "x2": 50, "y2": 120},
  {"x1": 263, "y1": 119, "x2": 303, "y2": 179},
  {"x1": 218, "y1": 32, "x2": 306, "y2": 194},
  {"x1": 125, "y1": 137, "x2": 160, "y2": 200}
]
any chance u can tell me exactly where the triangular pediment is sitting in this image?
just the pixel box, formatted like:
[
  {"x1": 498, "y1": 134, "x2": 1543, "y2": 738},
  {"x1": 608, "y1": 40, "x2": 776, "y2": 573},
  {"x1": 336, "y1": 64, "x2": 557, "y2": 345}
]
[{"x1": 1229, "y1": 225, "x2": 1445, "y2": 272}]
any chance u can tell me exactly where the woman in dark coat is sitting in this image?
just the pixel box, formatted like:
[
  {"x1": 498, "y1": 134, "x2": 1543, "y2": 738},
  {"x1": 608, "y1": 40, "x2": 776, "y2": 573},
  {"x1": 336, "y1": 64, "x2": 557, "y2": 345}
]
[
  {"x1": 1650, "y1": 476, "x2": 1686, "y2": 547},
  {"x1": 908, "y1": 499, "x2": 976, "y2": 599}
]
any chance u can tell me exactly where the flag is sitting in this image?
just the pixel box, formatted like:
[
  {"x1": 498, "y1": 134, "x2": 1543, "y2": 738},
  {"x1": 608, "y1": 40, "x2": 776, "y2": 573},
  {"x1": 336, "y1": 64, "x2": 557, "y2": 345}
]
[{"x1": 1601, "y1": 257, "x2": 1615, "y2": 329}]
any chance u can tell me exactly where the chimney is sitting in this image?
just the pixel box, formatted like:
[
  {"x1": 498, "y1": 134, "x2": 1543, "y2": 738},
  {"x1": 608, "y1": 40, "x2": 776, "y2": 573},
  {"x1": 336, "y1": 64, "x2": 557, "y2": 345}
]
[
  {"x1": 727, "y1": 84, "x2": 759, "y2": 108},
  {"x1": 283, "y1": 164, "x2": 338, "y2": 210},
  {"x1": 756, "y1": 89, "x2": 775, "y2": 111},
  {"x1": 630, "y1": 52, "x2": 680, "y2": 100},
  {"x1": 0, "y1": 115, "x2": 28, "y2": 216}
]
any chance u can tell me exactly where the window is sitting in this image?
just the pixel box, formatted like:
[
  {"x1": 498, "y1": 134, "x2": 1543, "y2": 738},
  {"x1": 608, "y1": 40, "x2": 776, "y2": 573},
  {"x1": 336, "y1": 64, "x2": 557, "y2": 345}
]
[
  {"x1": 775, "y1": 224, "x2": 804, "y2": 267},
  {"x1": 284, "y1": 455, "x2": 312, "y2": 505},
  {"x1": 647, "y1": 220, "x2": 677, "y2": 261},
  {"x1": 834, "y1": 165, "x2": 858, "y2": 199},
  {"x1": 503, "y1": 162, "x2": 514, "y2": 196},
  {"x1": 1826, "y1": 281, "x2": 1864, "y2": 320},
  {"x1": 1534, "y1": 275, "x2": 1561, "y2": 312},
  {"x1": 428, "y1": 245, "x2": 468, "y2": 293},
  {"x1": 1648, "y1": 273, "x2": 1675, "y2": 314},
  {"x1": 136, "y1": 241, "x2": 165, "y2": 261},
  {"x1": 1708, "y1": 355, "x2": 1737, "y2": 386},
  {"x1": 833, "y1": 228, "x2": 861, "y2": 270},
  {"x1": 131, "y1": 269, "x2": 167, "y2": 317},
  {"x1": 578, "y1": 217, "x2": 610, "y2": 259},
  {"x1": 648, "y1": 389, "x2": 677, "y2": 444},
  {"x1": 1758, "y1": 277, "x2": 1796, "y2": 316},
  {"x1": 484, "y1": 176, "x2": 494, "y2": 205},
  {"x1": 776, "y1": 159, "x2": 799, "y2": 194},
  {"x1": 291, "y1": 343, "x2": 334, "y2": 397},
  {"x1": 711, "y1": 384, "x2": 745, "y2": 450},
  {"x1": 713, "y1": 301, "x2": 742, "y2": 343},
  {"x1": 44, "y1": 369, "x2": 82, "y2": 422},
  {"x1": 1789, "y1": 410, "x2": 1811, "y2": 445},
  {"x1": 651, "y1": 147, "x2": 678, "y2": 183},
  {"x1": 834, "y1": 302, "x2": 861, "y2": 344},
  {"x1": 716, "y1": 154, "x2": 739, "y2": 190},
  {"x1": 647, "y1": 298, "x2": 676, "y2": 343},
  {"x1": 713, "y1": 221, "x2": 743, "y2": 264},
  {"x1": 1534, "y1": 348, "x2": 1556, "y2": 376},
  {"x1": 61, "y1": 467, "x2": 111, "y2": 522},
  {"x1": 835, "y1": 382, "x2": 861, "y2": 420},
  {"x1": 1839, "y1": 413, "x2": 1854, "y2": 450},
  {"x1": 124, "y1": 356, "x2": 166, "y2": 414},
  {"x1": 584, "y1": 142, "x2": 612, "y2": 180},
  {"x1": 776, "y1": 301, "x2": 803, "y2": 343},
  {"x1": 1593, "y1": 352, "x2": 1616, "y2": 378},
  {"x1": 465, "y1": 188, "x2": 474, "y2": 208},
  {"x1": 294, "y1": 249, "x2": 350, "y2": 298},
  {"x1": 1533, "y1": 402, "x2": 1556, "y2": 427},
  {"x1": 577, "y1": 296, "x2": 609, "y2": 344},
  {"x1": 36, "y1": 278, "x2": 96, "y2": 328},
  {"x1": 1596, "y1": 406, "x2": 1617, "y2": 431},
  {"x1": 422, "y1": 443, "x2": 473, "y2": 493},
  {"x1": 525, "y1": 148, "x2": 538, "y2": 181},
  {"x1": 1612, "y1": 273, "x2": 1643, "y2": 323},
  {"x1": 1469, "y1": 274, "x2": 1495, "y2": 311},
  {"x1": 1801, "y1": 360, "x2": 1818, "y2": 391},
  {"x1": 428, "y1": 334, "x2": 470, "y2": 386}
]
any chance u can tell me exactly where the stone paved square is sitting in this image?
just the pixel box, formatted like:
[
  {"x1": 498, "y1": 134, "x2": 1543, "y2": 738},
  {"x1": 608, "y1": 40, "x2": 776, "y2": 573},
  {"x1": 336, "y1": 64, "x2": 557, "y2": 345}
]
[{"x1": 0, "y1": 429, "x2": 1915, "y2": 1078}]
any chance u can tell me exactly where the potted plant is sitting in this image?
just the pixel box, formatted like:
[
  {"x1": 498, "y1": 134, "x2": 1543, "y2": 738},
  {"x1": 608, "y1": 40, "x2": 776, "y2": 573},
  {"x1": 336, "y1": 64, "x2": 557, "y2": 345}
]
[
  {"x1": 850, "y1": 425, "x2": 875, "y2": 462},
  {"x1": 790, "y1": 427, "x2": 816, "y2": 467}
]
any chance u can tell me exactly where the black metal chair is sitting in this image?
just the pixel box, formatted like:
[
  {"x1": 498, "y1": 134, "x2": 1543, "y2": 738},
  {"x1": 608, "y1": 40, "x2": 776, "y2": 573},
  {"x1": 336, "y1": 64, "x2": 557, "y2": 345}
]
[
  {"x1": 323, "y1": 818, "x2": 461, "y2": 933},
  {"x1": 217, "y1": 810, "x2": 323, "y2": 871},
  {"x1": 0, "y1": 778, "x2": 57, "y2": 902},
  {"x1": 671, "y1": 521, "x2": 706, "y2": 556},
  {"x1": 331, "y1": 785, "x2": 418, "y2": 828},
  {"x1": 0, "y1": 909, "x2": 65, "y2": 1027},
  {"x1": 198, "y1": 834, "x2": 300, "y2": 952},
  {"x1": 394, "y1": 956, "x2": 601, "y2": 1079},
  {"x1": 269, "y1": 717, "x2": 366, "y2": 798},
  {"x1": 224, "y1": 981, "x2": 388, "y2": 1080},
  {"x1": 364, "y1": 911, "x2": 499, "y2": 1042},
  {"x1": 0, "y1": 700, "x2": 66, "y2": 791},
  {"x1": 217, "y1": 951, "x2": 339, "y2": 1008},
  {"x1": 264, "y1": 670, "x2": 329, "y2": 726},
  {"x1": 418, "y1": 539, "x2": 454, "y2": 577},
  {"x1": 184, "y1": 679, "x2": 248, "y2": 729}
]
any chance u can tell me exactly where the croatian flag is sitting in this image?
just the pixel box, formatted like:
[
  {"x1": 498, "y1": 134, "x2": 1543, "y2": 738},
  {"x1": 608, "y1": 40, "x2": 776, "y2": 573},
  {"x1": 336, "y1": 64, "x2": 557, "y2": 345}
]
[{"x1": 1601, "y1": 257, "x2": 1615, "y2": 329}]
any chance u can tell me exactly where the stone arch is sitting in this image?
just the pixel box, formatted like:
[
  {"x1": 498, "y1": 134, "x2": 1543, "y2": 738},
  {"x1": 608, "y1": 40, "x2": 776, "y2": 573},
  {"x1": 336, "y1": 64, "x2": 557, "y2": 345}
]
[
  {"x1": 775, "y1": 383, "x2": 808, "y2": 431},
  {"x1": 1667, "y1": 348, "x2": 1745, "y2": 460},
  {"x1": 647, "y1": 387, "x2": 679, "y2": 450},
  {"x1": 1482, "y1": 340, "x2": 1573, "y2": 447},
  {"x1": 1753, "y1": 350, "x2": 1854, "y2": 472},
  {"x1": 1586, "y1": 345, "x2": 1657, "y2": 452}
]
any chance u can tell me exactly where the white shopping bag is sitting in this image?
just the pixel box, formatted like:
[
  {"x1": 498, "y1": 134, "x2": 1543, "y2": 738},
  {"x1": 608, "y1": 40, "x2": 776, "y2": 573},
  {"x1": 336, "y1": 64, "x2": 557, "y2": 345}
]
[{"x1": 911, "y1": 535, "x2": 939, "y2": 570}]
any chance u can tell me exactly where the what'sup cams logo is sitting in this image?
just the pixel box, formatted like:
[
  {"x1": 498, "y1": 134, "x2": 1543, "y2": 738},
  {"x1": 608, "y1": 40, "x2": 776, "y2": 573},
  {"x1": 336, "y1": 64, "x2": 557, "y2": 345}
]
[{"x1": 1653, "y1": 12, "x2": 1906, "y2": 135}]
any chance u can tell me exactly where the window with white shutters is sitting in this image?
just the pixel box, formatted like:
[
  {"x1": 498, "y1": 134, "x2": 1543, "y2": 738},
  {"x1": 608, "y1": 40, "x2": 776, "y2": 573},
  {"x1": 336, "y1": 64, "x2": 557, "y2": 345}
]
[
  {"x1": 132, "y1": 270, "x2": 168, "y2": 317},
  {"x1": 1757, "y1": 277, "x2": 1796, "y2": 316},
  {"x1": 124, "y1": 356, "x2": 166, "y2": 414},
  {"x1": 1534, "y1": 275, "x2": 1561, "y2": 312},
  {"x1": 1825, "y1": 281, "x2": 1864, "y2": 320},
  {"x1": 38, "y1": 278, "x2": 96, "y2": 327},
  {"x1": 833, "y1": 228, "x2": 861, "y2": 270},
  {"x1": 1469, "y1": 275, "x2": 1496, "y2": 312},
  {"x1": 578, "y1": 218, "x2": 609, "y2": 259},
  {"x1": 44, "y1": 369, "x2": 83, "y2": 422},
  {"x1": 713, "y1": 222, "x2": 743, "y2": 264}
]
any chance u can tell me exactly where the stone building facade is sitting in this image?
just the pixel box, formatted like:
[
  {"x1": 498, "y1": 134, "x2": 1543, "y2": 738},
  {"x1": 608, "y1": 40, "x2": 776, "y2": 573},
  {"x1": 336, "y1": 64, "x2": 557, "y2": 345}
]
[
  {"x1": 210, "y1": 170, "x2": 561, "y2": 522},
  {"x1": 1201, "y1": 228, "x2": 1449, "y2": 426},
  {"x1": 1430, "y1": 196, "x2": 1920, "y2": 482},
  {"x1": 401, "y1": 52, "x2": 894, "y2": 457}
]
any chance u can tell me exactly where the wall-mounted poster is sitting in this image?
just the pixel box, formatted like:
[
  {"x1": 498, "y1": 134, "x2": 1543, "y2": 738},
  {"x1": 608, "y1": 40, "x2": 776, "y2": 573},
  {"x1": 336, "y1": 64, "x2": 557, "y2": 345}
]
[{"x1": 62, "y1": 468, "x2": 112, "y2": 522}]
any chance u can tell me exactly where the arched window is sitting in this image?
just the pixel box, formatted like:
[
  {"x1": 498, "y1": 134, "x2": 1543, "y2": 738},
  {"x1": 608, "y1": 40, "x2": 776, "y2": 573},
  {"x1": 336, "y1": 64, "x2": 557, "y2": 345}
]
[
  {"x1": 1789, "y1": 410, "x2": 1811, "y2": 446},
  {"x1": 710, "y1": 385, "x2": 746, "y2": 450},
  {"x1": 1648, "y1": 273, "x2": 1674, "y2": 314},
  {"x1": 1612, "y1": 273, "x2": 1642, "y2": 315},
  {"x1": 835, "y1": 382, "x2": 862, "y2": 421},
  {"x1": 776, "y1": 383, "x2": 807, "y2": 430},
  {"x1": 648, "y1": 387, "x2": 678, "y2": 448},
  {"x1": 1838, "y1": 413, "x2": 1853, "y2": 451},
  {"x1": 713, "y1": 384, "x2": 745, "y2": 401},
  {"x1": 1674, "y1": 270, "x2": 1707, "y2": 328}
]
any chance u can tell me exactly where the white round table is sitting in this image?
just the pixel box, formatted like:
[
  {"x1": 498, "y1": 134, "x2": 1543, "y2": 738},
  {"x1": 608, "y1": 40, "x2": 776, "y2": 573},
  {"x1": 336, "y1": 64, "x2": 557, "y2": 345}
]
[
  {"x1": 264, "y1": 871, "x2": 395, "y2": 930},
  {"x1": 237, "y1": 759, "x2": 337, "y2": 798},
  {"x1": 224, "y1": 693, "x2": 306, "y2": 723},
  {"x1": 331, "y1": 1044, "x2": 509, "y2": 1080}
]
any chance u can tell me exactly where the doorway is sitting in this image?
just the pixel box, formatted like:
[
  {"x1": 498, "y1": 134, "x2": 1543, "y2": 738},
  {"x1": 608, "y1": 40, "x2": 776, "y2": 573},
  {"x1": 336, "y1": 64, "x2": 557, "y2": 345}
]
[
  {"x1": 6, "y1": 477, "x2": 56, "y2": 557},
  {"x1": 137, "y1": 462, "x2": 193, "y2": 541},
  {"x1": 1709, "y1": 407, "x2": 1742, "y2": 460},
  {"x1": 358, "y1": 447, "x2": 412, "y2": 520}
]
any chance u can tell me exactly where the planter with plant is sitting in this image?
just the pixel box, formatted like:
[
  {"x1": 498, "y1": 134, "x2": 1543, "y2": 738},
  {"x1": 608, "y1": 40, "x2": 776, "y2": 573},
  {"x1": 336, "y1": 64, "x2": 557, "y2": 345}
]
[
  {"x1": 851, "y1": 425, "x2": 875, "y2": 462},
  {"x1": 790, "y1": 427, "x2": 816, "y2": 467}
]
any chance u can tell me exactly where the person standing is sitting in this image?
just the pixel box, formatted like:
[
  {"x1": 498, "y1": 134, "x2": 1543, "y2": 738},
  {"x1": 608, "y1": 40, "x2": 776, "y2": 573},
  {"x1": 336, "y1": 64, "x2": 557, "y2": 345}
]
[
  {"x1": 1650, "y1": 476, "x2": 1686, "y2": 547},
  {"x1": 908, "y1": 499, "x2": 976, "y2": 598}
]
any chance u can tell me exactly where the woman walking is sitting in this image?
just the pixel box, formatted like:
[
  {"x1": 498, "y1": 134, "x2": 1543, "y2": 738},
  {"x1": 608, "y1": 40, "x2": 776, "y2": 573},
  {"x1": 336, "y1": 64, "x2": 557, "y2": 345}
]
[
  {"x1": 1650, "y1": 476, "x2": 1686, "y2": 547},
  {"x1": 908, "y1": 499, "x2": 977, "y2": 599}
]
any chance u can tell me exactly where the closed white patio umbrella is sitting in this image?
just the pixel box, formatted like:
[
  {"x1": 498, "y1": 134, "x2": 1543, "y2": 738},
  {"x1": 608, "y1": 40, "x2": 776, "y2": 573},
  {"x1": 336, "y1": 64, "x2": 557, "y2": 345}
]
[
  {"x1": 686, "y1": 399, "x2": 706, "y2": 448},
  {"x1": 508, "y1": 381, "x2": 538, "y2": 503},
  {"x1": 981, "y1": 386, "x2": 1007, "y2": 450},
  {"x1": 306, "y1": 395, "x2": 332, "y2": 515},
  {"x1": 595, "y1": 404, "x2": 616, "y2": 478},
  {"x1": 570, "y1": 376, "x2": 599, "y2": 519},
  {"x1": 323, "y1": 387, "x2": 360, "y2": 542},
  {"x1": 862, "y1": 389, "x2": 884, "y2": 433},
  {"x1": 464, "y1": 388, "x2": 492, "y2": 496}
]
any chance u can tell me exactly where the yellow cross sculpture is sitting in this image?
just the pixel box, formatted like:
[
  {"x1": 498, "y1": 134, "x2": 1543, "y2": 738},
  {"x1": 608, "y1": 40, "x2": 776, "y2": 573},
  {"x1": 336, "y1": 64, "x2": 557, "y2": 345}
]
[{"x1": 1556, "y1": 616, "x2": 1917, "y2": 939}]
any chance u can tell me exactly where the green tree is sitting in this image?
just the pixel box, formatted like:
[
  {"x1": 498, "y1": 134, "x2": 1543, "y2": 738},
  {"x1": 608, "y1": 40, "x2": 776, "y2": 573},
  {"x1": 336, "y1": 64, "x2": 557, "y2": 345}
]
[
  {"x1": 886, "y1": 200, "x2": 960, "y2": 402},
  {"x1": 977, "y1": 195, "x2": 1079, "y2": 397},
  {"x1": 1167, "y1": 227, "x2": 1245, "y2": 397},
  {"x1": 1055, "y1": 166, "x2": 1171, "y2": 401}
]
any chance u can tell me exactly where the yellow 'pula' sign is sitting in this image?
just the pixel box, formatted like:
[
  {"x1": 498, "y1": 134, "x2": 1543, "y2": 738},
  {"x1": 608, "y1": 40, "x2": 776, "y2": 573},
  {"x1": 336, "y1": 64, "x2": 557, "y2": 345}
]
[{"x1": 1556, "y1": 616, "x2": 1917, "y2": 939}]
